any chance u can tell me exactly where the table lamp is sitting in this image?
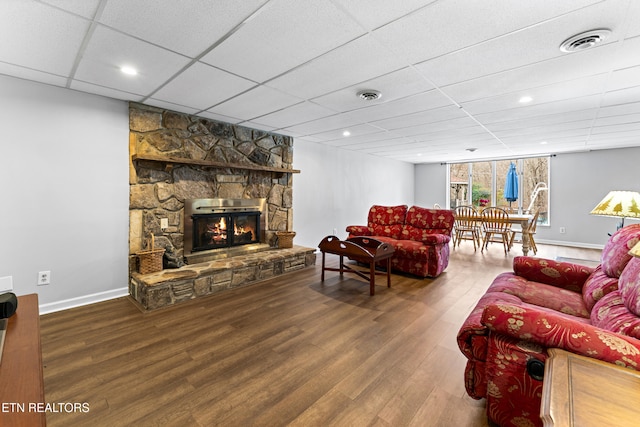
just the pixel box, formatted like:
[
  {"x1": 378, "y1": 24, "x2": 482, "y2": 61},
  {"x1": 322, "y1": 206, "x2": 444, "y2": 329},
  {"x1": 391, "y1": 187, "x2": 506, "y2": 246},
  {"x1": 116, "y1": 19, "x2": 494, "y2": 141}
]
[{"x1": 590, "y1": 190, "x2": 640, "y2": 230}]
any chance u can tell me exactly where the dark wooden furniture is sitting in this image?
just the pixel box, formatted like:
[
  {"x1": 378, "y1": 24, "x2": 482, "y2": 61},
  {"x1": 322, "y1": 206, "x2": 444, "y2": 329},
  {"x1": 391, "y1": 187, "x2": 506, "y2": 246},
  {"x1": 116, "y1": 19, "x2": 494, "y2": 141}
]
[
  {"x1": 0, "y1": 293, "x2": 46, "y2": 427},
  {"x1": 319, "y1": 235, "x2": 395, "y2": 295},
  {"x1": 541, "y1": 348, "x2": 640, "y2": 427}
]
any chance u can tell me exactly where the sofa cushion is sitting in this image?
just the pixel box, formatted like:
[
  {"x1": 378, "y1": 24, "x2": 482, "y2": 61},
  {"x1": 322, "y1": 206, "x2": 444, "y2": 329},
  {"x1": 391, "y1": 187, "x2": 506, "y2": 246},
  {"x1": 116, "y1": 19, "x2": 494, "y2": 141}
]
[
  {"x1": 367, "y1": 204, "x2": 407, "y2": 226},
  {"x1": 601, "y1": 224, "x2": 640, "y2": 278},
  {"x1": 405, "y1": 206, "x2": 455, "y2": 235},
  {"x1": 591, "y1": 290, "x2": 640, "y2": 340},
  {"x1": 619, "y1": 256, "x2": 640, "y2": 317},
  {"x1": 487, "y1": 272, "x2": 590, "y2": 318},
  {"x1": 582, "y1": 265, "x2": 619, "y2": 311}
]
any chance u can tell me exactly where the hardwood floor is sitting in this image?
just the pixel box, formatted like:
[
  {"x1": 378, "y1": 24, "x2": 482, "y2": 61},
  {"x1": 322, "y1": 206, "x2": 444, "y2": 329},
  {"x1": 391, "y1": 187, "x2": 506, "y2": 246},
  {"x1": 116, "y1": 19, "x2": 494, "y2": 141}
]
[{"x1": 40, "y1": 242, "x2": 602, "y2": 426}]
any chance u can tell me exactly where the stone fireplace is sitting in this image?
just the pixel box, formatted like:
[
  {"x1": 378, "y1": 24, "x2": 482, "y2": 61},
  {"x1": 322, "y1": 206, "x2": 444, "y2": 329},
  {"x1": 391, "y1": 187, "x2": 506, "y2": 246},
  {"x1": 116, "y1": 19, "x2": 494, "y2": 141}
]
[{"x1": 128, "y1": 103, "x2": 315, "y2": 310}]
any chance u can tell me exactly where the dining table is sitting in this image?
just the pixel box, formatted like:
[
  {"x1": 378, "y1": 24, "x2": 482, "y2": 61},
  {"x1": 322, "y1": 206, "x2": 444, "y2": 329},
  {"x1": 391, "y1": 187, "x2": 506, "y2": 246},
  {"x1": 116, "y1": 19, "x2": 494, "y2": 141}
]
[{"x1": 455, "y1": 210, "x2": 534, "y2": 255}]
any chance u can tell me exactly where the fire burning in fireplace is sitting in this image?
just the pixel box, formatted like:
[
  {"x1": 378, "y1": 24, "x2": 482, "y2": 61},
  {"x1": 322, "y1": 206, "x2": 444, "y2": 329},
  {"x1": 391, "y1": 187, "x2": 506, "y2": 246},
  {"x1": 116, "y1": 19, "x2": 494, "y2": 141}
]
[{"x1": 184, "y1": 198, "x2": 267, "y2": 264}]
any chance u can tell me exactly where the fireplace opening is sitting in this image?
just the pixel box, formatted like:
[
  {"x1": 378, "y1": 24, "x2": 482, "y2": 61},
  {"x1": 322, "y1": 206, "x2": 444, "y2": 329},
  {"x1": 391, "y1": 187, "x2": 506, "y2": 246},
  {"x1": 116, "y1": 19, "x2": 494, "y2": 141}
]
[
  {"x1": 184, "y1": 198, "x2": 268, "y2": 264},
  {"x1": 192, "y1": 211, "x2": 260, "y2": 251}
]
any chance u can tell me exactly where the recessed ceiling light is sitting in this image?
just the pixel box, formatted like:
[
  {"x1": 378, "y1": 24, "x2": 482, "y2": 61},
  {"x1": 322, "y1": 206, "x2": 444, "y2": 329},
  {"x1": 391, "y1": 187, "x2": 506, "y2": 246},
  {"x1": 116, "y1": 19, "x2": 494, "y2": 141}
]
[
  {"x1": 560, "y1": 29, "x2": 611, "y2": 53},
  {"x1": 120, "y1": 66, "x2": 138, "y2": 76},
  {"x1": 519, "y1": 96, "x2": 533, "y2": 103},
  {"x1": 342, "y1": 130, "x2": 351, "y2": 137},
  {"x1": 540, "y1": 141, "x2": 548, "y2": 145},
  {"x1": 466, "y1": 148, "x2": 477, "y2": 152},
  {"x1": 357, "y1": 90, "x2": 382, "y2": 101}
]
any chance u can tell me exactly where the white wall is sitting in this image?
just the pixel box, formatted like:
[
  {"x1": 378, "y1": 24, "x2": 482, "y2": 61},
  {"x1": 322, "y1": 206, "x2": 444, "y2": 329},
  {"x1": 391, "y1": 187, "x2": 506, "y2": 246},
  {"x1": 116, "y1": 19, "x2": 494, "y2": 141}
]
[
  {"x1": 293, "y1": 141, "x2": 415, "y2": 248},
  {"x1": 414, "y1": 147, "x2": 640, "y2": 248},
  {"x1": 414, "y1": 162, "x2": 447, "y2": 208},
  {"x1": 0, "y1": 75, "x2": 130, "y2": 313}
]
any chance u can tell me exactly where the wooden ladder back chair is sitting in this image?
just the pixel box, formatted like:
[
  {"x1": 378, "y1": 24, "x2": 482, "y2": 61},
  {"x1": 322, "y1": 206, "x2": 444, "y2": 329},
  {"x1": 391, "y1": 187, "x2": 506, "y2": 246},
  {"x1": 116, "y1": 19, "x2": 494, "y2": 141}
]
[
  {"x1": 454, "y1": 206, "x2": 482, "y2": 250},
  {"x1": 480, "y1": 207, "x2": 512, "y2": 254}
]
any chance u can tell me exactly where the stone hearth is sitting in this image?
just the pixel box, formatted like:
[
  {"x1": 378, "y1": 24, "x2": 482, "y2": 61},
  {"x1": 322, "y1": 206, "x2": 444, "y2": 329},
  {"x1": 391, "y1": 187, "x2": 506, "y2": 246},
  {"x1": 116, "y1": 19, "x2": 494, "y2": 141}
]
[{"x1": 130, "y1": 246, "x2": 316, "y2": 311}]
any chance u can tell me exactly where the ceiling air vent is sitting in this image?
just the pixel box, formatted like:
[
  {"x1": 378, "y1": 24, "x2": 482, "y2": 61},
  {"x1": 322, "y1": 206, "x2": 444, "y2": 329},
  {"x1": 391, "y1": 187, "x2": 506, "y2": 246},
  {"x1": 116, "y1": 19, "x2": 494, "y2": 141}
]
[
  {"x1": 357, "y1": 90, "x2": 382, "y2": 101},
  {"x1": 560, "y1": 29, "x2": 611, "y2": 53}
]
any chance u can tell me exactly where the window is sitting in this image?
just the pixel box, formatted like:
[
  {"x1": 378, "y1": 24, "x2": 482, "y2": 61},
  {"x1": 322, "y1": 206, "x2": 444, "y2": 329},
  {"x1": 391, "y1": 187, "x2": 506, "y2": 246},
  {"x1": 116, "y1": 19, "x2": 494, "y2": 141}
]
[{"x1": 448, "y1": 156, "x2": 550, "y2": 225}]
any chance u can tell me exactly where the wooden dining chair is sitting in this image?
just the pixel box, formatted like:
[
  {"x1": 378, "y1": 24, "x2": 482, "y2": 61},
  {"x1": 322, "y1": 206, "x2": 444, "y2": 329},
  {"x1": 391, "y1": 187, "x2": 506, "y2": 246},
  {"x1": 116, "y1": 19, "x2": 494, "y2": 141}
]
[
  {"x1": 454, "y1": 206, "x2": 482, "y2": 250},
  {"x1": 481, "y1": 207, "x2": 512, "y2": 254},
  {"x1": 509, "y1": 210, "x2": 540, "y2": 254}
]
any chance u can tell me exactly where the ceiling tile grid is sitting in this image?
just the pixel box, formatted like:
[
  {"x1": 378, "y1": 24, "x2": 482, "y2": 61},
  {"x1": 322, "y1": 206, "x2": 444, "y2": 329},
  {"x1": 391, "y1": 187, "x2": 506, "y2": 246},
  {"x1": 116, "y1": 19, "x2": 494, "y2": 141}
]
[{"x1": 0, "y1": 0, "x2": 638, "y2": 163}]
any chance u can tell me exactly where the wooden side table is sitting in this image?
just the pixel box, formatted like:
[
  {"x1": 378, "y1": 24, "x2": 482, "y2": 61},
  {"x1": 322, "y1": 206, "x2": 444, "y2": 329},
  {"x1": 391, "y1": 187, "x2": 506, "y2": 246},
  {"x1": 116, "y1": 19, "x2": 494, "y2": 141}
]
[
  {"x1": 541, "y1": 348, "x2": 640, "y2": 427},
  {"x1": 318, "y1": 235, "x2": 394, "y2": 295}
]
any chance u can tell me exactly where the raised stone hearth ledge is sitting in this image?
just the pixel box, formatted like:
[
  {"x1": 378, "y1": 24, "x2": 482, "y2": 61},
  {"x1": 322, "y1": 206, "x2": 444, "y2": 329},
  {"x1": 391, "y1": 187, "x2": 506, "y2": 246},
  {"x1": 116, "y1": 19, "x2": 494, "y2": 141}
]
[{"x1": 130, "y1": 246, "x2": 316, "y2": 311}]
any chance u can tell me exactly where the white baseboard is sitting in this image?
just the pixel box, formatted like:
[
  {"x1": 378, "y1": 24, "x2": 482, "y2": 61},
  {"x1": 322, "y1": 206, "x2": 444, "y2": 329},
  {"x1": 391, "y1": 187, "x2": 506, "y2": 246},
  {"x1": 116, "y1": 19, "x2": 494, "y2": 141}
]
[
  {"x1": 535, "y1": 239, "x2": 604, "y2": 250},
  {"x1": 39, "y1": 287, "x2": 129, "y2": 315}
]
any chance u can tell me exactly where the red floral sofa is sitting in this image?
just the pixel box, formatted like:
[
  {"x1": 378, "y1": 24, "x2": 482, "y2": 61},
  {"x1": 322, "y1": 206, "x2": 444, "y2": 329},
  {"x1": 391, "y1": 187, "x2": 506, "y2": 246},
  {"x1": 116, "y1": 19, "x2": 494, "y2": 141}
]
[
  {"x1": 457, "y1": 224, "x2": 640, "y2": 427},
  {"x1": 345, "y1": 204, "x2": 454, "y2": 278}
]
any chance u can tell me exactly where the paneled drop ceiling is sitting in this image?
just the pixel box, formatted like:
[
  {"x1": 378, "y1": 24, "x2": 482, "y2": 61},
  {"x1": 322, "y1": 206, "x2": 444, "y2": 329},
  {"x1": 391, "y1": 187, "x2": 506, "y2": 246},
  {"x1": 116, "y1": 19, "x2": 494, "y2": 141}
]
[{"x1": 2, "y1": 0, "x2": 640, "y2": 163}]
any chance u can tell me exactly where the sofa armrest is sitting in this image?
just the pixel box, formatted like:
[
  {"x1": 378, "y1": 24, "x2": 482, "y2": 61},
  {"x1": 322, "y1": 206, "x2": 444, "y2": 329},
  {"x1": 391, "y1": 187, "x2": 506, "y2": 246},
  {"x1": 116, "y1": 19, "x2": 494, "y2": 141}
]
[
  {"x1": 420, "y1": 233, "x2": 451, "y2": 245},
  {"x1": 482, "y1": 302, "x2": 640, "y2": 369},
  {"x1": 512, "y1": 256, "x2": 595, "y2": 293},
  {"x1": 345, "y1": 225, "x2": 371, "y2": 236}
]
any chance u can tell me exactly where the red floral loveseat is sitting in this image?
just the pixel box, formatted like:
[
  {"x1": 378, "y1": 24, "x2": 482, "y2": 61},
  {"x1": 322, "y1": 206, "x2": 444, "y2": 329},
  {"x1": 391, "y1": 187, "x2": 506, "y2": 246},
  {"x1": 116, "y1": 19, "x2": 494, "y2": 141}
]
[
  {"x1": 457, "y1": 224, "x2": 640, "y2": 427},
  {"x1": 346, "y1": 204, "x2": 454, "y2": 278}
]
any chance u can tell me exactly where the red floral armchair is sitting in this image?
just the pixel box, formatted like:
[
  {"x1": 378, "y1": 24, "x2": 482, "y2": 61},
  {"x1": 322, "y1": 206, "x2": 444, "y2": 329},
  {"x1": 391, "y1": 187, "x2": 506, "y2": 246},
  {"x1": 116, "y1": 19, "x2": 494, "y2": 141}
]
[
  {"x1": 457, "y1": 224, "x2": 640, "y2": 427},
  {"x1": 346, "y1": 204, "x2": 454, "y2": 278}
]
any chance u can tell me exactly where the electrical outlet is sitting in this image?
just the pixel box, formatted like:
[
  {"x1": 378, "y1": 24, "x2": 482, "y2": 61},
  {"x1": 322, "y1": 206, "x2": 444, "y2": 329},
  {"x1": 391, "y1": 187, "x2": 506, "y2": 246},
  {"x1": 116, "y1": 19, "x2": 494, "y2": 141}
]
[
  {"x1": 333, "y1": 228, "x2": 337, "y2": 235},
  {"x1": 160, "y1": 218, "x2": 169, "y2": 230},
  {"x1": 559, "y1": 227, "x2": 566, "y2": 234},
  {"x1": 38, "y1": 271, "x2": 51, "y2": 286}
]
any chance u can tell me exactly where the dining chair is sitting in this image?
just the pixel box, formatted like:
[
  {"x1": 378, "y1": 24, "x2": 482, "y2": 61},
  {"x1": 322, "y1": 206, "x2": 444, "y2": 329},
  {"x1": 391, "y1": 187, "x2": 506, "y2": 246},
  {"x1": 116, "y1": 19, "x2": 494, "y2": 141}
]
[
  {"x1": 454, "y1": 206, "x2": 482, "y2": 250},
  {"x1": 509, "y1": 210, "x2": 539, "y2": 254},
  {"x1": 480, "y1": 207, "x2": 512, "y2": 254}
]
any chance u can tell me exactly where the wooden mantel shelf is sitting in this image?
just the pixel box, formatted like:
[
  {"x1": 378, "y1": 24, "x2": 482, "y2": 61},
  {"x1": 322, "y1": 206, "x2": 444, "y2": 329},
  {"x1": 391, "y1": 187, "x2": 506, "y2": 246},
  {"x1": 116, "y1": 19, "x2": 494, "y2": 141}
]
[{"x1": 132, "y1": 154, "x2": 300, "y2": 174}]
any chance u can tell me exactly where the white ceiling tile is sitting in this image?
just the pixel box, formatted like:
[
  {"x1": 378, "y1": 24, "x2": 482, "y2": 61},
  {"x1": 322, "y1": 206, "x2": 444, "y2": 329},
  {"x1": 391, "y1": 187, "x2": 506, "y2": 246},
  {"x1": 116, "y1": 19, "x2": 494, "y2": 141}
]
[
  {"x1": 460, "y1": 74, "x2": 609, "y2": 116},
  {"x1": 414, "y1": 0, "x2": 627, "y2": 87},
  {"x1": 74, "y1": 25, "x2": 191, "y2": 96},
  {"x1": 145, "y1": 98, "x2": 203, "y2": 117},
  {"x1": 201, "y1": 0, "x2": 365, "y2": 82},
  {"x1": 312, "y1": 123, "x2": 385, "y2": 142},
  {"x1": 152, "y1": 61, "x2": 256, "y2": 111},
  {"x1": 601, "y1": 85, "x2": 640, "y2": 107},
  {"x1": 0, "y1": 62, "x2": 68, "y2": 87},
  {"x1": 605, "y1": 65, "x2": 640, "y2": 92},
  {"x1": 283, "y1": 111, "x2": 366, "y2": 136},
  {"x1": 311, "y1": 67, "x2": 434, "y2": 112},
  {"x1": 475, "y1": 95, "x2": 602, "y2": 125},
  {"x1": 207, "y1": 85, "x2": 301, "y2": 119},
  {"x1": 370, "y1": 105, "x2": 469, "y2": 131},
  {"x1": 251, "y1": 101, "x2": 337, "y2": 129},
  {"x1": 443, "y1": 46, "x2": 617, "y2": 105},
  {"x1": 196, "y1": 110, "x2": 243, "y2": 124},
  {"x1": 41, "y1": 0, "x2": 101, "y2": 18},
  {"x1": 331, "y1": 0, "x2": 436, "y2": 31},
  {"x1": 337, "y1": 90, "x2": 456, "y2": 125},
  {"x1": 70, "y1": 80, "x2": 145, "y2": 102},
  {"x1": 372, "y1": 0, "x2": 604, "y2": 64},
  {"x1": 99, "y1": 0, "x2": 269, "y2": 58},
  {"x1": 0, "y1": 1, "x2": 89, "y2": 75},
  {"x1": 265, "y1": 34, "x2": 404, "y2": 99}
]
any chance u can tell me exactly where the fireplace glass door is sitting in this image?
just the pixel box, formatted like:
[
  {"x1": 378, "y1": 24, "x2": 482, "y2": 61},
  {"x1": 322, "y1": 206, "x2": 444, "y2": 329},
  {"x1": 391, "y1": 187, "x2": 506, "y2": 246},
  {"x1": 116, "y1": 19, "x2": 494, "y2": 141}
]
[{"x1": 192, "y1": 212, "x2": 260, "y2": 252}]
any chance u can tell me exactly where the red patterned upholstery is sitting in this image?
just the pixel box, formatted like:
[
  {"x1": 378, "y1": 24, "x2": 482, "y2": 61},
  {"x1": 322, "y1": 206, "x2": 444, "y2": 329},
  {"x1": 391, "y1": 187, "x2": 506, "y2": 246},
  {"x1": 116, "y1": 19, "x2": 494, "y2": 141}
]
[
  {"x1": 457, "y1": 224, "x2": 640, "y2": 427},
  {"x1": 346, "y1": 205, "x2": 454, "y2": 278}
]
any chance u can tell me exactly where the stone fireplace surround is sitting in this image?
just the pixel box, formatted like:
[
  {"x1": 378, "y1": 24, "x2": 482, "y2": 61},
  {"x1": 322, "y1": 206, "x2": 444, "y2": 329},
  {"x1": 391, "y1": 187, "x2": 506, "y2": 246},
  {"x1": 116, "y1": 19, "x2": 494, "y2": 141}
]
[{"x1": 128, "y1": 103, "x2": 315, "y2": 310}]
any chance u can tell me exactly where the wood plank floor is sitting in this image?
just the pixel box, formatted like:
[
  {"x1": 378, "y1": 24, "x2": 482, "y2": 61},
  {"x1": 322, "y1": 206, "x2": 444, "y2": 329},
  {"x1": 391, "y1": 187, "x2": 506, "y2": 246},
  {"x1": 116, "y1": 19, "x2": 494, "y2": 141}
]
[{"x1": 40, "y1": 242, "x2": 602, "y2": 426}]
